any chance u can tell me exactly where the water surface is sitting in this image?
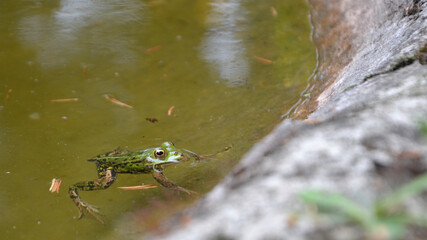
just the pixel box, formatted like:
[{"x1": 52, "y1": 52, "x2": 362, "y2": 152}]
[{"x1": 0, "y1": 0, "x2": 315, "y2": 239}]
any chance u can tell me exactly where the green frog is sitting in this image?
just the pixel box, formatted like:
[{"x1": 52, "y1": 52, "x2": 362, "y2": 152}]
[{"x1": 69, "y1": 141, "x2": 200, "y2": 223}]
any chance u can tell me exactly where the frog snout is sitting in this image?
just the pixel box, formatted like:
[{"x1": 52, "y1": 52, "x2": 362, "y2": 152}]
[{"x1": 177, "y1": 152, "x2": 184, "y2": 159}]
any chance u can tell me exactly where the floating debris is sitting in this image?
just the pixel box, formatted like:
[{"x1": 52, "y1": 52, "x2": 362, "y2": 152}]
[
  {"x1": 29, "y1": 112, "x2": 41, "y2": 120},
  {"x1": 270, "y1": 6, "x2": 278, "y2": 17},
  {"x1": 145, "y1": 45, "x2": 162, "y2": 54},
  {"x1": 5, "y1": 89, "x2": 12, "y2": 102},
  {"x1": 117, "y1": 184, "x2": 157, "y2": 190},
  {"x1": 48, "y1": 98, "x2": 79, "y2": 102},
  {"x1": 255, "y1": 56, "x2": 274, "y2": 64},
  {"x1": 60, "y1": 116, "x2": 68, "y2": 120},
  {"x1": 104, "y1": 95, "x2": 133, "y2": 108},
  {"x1": 146, "y1": 118, "x2": 158, "y2": 123},
  {"x1": 168, "y1": 105, "x2": 175, "y2": 116},
  {"x1": 49, "y1": 178, "x2": 62, "y2": 193}
]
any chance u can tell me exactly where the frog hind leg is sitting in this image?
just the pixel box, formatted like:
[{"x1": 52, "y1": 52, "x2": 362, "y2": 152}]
[
  {"x1": 152, "y1": 170, "x2": 197, "y2": 195},
  {"x1": 68, "y1": 167, "x2": 117, "y2": 224}
]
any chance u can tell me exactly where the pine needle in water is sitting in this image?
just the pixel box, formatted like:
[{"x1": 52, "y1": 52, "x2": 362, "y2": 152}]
[
  {"x1": 255, "y1": 56, "x2": 274, "y2": 64},
  {"x1": 48, "y1": 98, "x2": 79, "y2": 102},
  {"x1": 104, "y1": 95, "x2": 133, "y2": 108},
  {"x1": 117, "y1": 184, "x2": 158, "y2": 190},
  {"x1": 145, "y1": 45, "x2": 162, "y2": 54}
]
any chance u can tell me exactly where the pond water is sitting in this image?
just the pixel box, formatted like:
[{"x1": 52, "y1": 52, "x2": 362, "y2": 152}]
[{"x1": 0, "y1": 0, "x2": 315, "y2": 239}]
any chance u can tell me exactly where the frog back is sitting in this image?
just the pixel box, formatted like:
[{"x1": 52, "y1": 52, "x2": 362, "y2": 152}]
[{"x1": 88, "y1": 148, "x2": 153, "y2": 174}]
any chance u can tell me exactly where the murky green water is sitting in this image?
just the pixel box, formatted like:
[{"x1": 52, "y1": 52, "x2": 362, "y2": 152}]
[{"x1": 0, "y1": 0, "x2": 315, "y2": 239}]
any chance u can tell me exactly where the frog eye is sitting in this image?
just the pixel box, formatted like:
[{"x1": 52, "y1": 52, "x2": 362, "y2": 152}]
[{"x1": 154, "y1": 149, "x2": 165, "y2": 159}]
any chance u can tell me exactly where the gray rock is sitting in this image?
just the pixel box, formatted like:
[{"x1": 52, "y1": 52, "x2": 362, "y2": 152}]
[{"x1": 145, "y1": 0, "x2": 427, "y2": 239}]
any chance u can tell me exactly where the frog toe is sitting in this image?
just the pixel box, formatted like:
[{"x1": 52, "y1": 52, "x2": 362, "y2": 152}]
[
  {"x1": 75, "y1": 200, "x2": 104, "y2": 224},
  {"x1": 186, "y1": 190, "x2": 198, "y2": 195},
  {"x1": 177, "y1": 186, "x2": 198, "y2": 195}
]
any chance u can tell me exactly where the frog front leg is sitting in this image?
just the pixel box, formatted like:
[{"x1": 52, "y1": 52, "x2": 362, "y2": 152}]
[
  {"x1": 68, "y1": 167, "x2": 117, "y2": 223},
  {"x1": 152, "y1": 170, "x2": 197, "y2": 195}
]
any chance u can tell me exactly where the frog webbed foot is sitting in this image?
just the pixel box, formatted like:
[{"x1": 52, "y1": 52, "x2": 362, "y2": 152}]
[
  {"x1": 72, "y1": 196, "x2": 104, "y2": 224},
  {"x1": 70, "y1": 189, "x2": 104, "y2": 224}
]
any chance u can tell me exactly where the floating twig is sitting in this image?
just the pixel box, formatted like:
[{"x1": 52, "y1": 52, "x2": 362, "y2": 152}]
[
  {"x1": 145, "y1": 45, "x2": 162, "y2": 54},
  {"x1": 117, "y1": 184, "x2": 158, "y2": 190},
  {"x1": 48, "y1": 98, "x2": 79, "y2": 102},
  {"x1": 5, "y1": 89, "x2": 12, "y2": 102},
  {"x1": 104, "y1": 95, "x2": 133, "y2": 108},
  {"x1": 255, "y1": 56, "x2": 274, "y2": 64},
  {"x1": 168, "y1": 105, "x2": 175, "y2": 116},
  {"x1": 270, "y1": 6, "x2": 278, "y2": 17}
]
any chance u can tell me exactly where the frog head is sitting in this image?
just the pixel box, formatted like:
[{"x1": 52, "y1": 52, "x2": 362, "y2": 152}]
[{"x1": 146, "y1": 142, "x2": 188, "y2": 166}]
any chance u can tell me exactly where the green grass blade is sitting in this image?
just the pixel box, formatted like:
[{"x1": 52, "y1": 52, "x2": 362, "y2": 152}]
[
  {"x1": 377, "y1": 173, "x2": 427, "y2": 213},
  {"x1": 300, "y1": 190, "x2": 373, "y2": 227},
  {"x1": 378, "y1": 218, "x2": 406, "y2": 240}
]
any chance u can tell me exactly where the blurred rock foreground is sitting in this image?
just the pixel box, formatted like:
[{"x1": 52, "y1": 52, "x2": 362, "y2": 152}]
[{"x1": 146, "y1": 0, "x2": 427, "y2": 239}]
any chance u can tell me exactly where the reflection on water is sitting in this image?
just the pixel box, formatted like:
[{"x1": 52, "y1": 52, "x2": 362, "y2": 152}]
[
  {"x1": 0, "y1": 0, "x2": 315, "y2": 239},
  {"x1": 19, "y1": 0, "x2": 146, "y2": 67},
  {"x1": 201, "y1": 0, "x2": 248, "y2": 86}
]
